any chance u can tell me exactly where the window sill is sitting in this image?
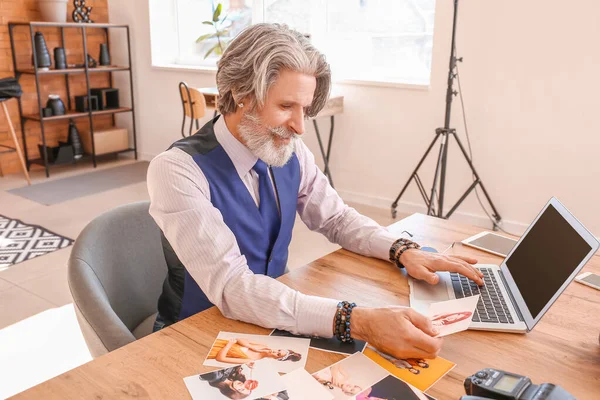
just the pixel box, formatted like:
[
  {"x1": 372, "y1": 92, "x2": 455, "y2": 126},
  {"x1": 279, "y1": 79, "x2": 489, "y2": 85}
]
[
  {"x1": 151, "y1": 63, "x2": 430, "y2": 90},
  {"x1": 152, "y1": 63, "x2": 217, "y2": 74},
  {"x1": 334, "y1": 78, "x2": 429, "y2": 90}
]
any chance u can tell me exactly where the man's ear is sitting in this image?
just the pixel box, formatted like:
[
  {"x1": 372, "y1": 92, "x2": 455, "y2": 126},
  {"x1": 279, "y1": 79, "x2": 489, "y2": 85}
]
[{"x1": 233, "y1": 94, "x2": 256, "y2": 112}]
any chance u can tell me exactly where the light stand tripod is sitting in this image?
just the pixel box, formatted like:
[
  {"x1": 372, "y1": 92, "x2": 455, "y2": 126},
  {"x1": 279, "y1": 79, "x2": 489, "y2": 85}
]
[{"x1": 390, "y1": 0, "x2": 502, "y2": 228}]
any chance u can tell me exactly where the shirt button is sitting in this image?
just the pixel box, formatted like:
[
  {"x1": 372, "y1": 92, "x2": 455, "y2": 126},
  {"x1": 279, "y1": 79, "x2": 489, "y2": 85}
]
[{"x1": 268, "y1": 257, "x2": 272, "y2": 263}]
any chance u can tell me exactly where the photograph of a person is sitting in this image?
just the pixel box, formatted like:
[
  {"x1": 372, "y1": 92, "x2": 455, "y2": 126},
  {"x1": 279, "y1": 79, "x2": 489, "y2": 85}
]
[
  {"x1": 256, "y1": 390, "x2": 289, "y2": 400},
  {"x1": 263, "y1": 367, "x2": 334, "y2": 400},
  {"x1": 311, "y1": 353, "x2": 389, "y2": 400},
  {"x1": 271, "y1": 329, "x2": 367, "y2": 355},
  {"x1": 356, "y1": 375, "x2": 430, "y2": 400},
  {"x1": 427, "y1": 295, "x2": 479, "y2": 337},
  {"x1": 204, "y1": 332, "x2": 310, "y2": 373},
  {"x1": 362, "y1": 346, "x2": 455, "y2": 392},
  {"x1": 183, "y1": 360, "x2": 286, "y2": 400},
  {"x1": 431, "y1": 311, "x2": 472, "y2": 327}
]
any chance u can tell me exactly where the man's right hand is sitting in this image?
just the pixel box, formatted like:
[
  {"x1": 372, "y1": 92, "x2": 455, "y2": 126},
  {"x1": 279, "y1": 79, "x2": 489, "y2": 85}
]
[{"x1": 350, "y1": 306, "x2": 443, "y2": 359}]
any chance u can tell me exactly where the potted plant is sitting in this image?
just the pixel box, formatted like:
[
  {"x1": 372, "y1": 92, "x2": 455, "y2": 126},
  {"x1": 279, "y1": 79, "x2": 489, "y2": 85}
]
[
  {"x1": 38, "y1": 0, "x2": 68, "y2": 23},
  {"x1": 196, "y1": 3, "x2": 231, "y2": 59}
]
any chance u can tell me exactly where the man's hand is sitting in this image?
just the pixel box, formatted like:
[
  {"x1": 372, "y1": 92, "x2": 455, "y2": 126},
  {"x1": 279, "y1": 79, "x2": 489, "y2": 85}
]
[
  {"x1": 351, "y1": 306, "x2": 443, "y2": 359},
  {"x1": 400, "y1": 249, "x2": 483, "y2": 286}
]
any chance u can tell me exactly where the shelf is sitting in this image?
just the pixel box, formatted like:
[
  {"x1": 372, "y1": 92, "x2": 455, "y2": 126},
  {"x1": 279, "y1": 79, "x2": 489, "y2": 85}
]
[
  {"x1": 17, "y1": 66, "x2": 130, "y2": 75},
  {"x1": 29, "y1": 148, "x2": 135, "y2": 167},
  {"x1": 24, "y1": 107, "x2": 133, "y2": 122},
  {"x1": 8, "y1": 21, "x2": 128, "y2": 29}
]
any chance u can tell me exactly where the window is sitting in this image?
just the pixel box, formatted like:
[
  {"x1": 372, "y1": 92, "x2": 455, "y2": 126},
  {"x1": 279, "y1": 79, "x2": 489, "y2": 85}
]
[{"x1": 152, "y1": 0, "x2": 436, "y2": 85}]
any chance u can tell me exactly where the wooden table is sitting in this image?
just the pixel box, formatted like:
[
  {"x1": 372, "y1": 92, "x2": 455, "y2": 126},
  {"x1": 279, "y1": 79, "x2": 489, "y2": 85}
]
[
  {"x1": 198, "y1": 87, "x2": 343, "y2": 188},
  {"x1": 13, "y1": 214, "x2": 600, "y2": 399}
]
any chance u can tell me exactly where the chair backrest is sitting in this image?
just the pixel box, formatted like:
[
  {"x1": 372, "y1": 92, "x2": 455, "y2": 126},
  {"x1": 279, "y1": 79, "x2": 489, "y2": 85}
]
[
  {"x1": 68, "y1": 201, "x2": 167, "y2": 357},
  {"x1": 179, "y1": 82, "x2": 207, "y2": 120}
]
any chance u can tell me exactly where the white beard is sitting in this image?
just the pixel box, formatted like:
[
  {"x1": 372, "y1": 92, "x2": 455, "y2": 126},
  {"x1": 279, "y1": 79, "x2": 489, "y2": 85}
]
[{"x1": 238, "y1": 112, "x2": 299, "y2": 167}]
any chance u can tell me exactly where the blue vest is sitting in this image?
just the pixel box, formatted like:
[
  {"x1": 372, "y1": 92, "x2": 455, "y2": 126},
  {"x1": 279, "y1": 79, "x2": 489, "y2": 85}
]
[{"x1": 157, "y1": 116, "x2": 300, "y2": 325}]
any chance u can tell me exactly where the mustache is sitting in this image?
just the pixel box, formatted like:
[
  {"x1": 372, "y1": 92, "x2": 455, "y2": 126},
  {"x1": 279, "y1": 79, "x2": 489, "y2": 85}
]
[
  {"x1": 269, "y1": 125, "x2": 299, "y2": 140},
  {"x1": 244, "y1": 112, "x2": 299, "y2": 140}
]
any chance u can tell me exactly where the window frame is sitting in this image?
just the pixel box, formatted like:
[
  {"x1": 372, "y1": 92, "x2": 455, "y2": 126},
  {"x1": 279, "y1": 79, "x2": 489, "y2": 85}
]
[{"x1": 149, "y1": 0, "x2": 435, "y2": 89}]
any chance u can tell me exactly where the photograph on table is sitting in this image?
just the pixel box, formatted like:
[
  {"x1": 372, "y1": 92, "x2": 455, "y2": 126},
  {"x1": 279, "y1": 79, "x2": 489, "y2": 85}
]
[
  {"x1": 311, "y1": 352, "x2": 389, "y2": 400},
  {"x1": 257, "y1": 368, "x2": 333, "y2": 400},
  {"x1": 356, "y1": 374, "x2": 432, "y2": 400},
  {"x1": 203, "y1": 332, "x2": 310, "y2": 373},
  {"x1": 362, "y1": 345, "x2": 455, "y2": 392},
  {"x1": 271, "y1": 329, "x2": 367, "y2": 355},
  {"x1": 428, "y1": 295, "x2": 480, "y2": 337},
  {"x1": 184, "y1": 360, "x2": 286, "y2": 400}
]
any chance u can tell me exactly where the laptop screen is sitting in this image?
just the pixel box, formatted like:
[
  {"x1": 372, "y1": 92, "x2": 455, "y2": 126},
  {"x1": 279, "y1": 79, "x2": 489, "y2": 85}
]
[{"x1": 505, "y1": 204, "x2": 592, "y2": 319}]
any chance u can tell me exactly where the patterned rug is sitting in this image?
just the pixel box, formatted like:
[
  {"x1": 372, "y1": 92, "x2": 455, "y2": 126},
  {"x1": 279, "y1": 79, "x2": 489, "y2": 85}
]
[{"x1": 0, "y1": 215, "x2": 73, "y2": 271}]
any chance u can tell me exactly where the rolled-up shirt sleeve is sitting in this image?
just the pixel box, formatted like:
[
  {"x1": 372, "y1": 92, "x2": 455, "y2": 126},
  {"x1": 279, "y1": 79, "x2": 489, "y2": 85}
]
[{"x1": 147, "y1": 148, "x2": 338, "y2": 337}]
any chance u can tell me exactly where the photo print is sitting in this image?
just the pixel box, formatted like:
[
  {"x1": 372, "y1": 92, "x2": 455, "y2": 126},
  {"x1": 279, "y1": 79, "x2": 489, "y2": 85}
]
[
  {"x1": 271, "y1": 329, "x2": 367, "y2": 355},
  {"x1": 204, "y1": 332, "x2": 310, "y2": 373},
  {"x1": 362, "y1": 345, "x2": 455, "y2": 392},
  {"x1": 428, "y1": 295, "x2": 480, "y2": 337},
  {"x1": 356, "y1": 375, "x2": 430, "y2": 400},
  {"x1": 184, "y1": 360, "x2": 285, "y2": 400},
  {"x1": 311, "y1": 352, "x2": 389, "y2": 400},
  {"x1": 257, "y1": 368, "x2": 333, "y2": 400}
]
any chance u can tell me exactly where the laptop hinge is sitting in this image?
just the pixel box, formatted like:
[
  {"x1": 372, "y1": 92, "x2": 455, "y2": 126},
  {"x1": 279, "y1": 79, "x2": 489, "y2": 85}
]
[{"x1": 499, "y1": 270, "x2": 525, "y2": 322}]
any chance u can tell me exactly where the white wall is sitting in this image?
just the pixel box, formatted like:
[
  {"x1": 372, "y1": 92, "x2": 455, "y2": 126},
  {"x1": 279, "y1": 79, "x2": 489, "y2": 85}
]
[{"x1": 108, "y1": 0, "x2": 600, "y2": 236}]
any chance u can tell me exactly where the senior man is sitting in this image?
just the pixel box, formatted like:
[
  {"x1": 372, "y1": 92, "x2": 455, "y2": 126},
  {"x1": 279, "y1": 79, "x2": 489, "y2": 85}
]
[{"x1": 147, "y1": 23, "x2": 483, "y2": 359}]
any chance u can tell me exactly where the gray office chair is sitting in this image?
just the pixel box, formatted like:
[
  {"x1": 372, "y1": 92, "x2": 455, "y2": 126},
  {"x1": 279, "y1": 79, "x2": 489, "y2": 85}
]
[{"x1": 68, "y1": 201, "x2": 167, "y2": 358}]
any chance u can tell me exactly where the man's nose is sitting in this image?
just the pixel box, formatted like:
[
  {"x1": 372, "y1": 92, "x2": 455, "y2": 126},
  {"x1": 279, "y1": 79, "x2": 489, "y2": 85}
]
[{"x1": 289, "y1": 109, "x2": 305, "y2": 135}]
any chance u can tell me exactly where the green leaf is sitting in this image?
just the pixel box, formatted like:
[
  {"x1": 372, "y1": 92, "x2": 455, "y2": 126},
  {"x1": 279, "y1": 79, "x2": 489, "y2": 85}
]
[
  {"x1": 212, "y1": 3, "x2": 222, "y2": 22},
  {"x1": 204, "y1": 43, "x2": 219, "y2": 59},
  {"x1": 214, "y1": 45, "x2": 223, "y2": 56},
  {"x1": 196, "y1": 32, "x2": 216, "y2": 43},
  {"x1": 202, "y1": 21, "x2": 214, "y2": 25},
  {"x1": 215, "y1": 28, "x2": 230, "y2": 37}
]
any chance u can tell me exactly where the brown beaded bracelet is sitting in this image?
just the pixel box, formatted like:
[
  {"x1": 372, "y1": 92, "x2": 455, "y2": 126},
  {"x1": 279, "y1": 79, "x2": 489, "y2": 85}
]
[
  {"x1": 334, "y1": 301, "x2": 356, "y2": 343},
  {"x1": 389, "y1": 238, "x2": 421, "y2": 269}
]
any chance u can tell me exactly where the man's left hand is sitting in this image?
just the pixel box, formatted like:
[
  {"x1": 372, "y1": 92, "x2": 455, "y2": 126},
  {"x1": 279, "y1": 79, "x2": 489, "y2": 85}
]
[{"x1": 399, "y1": 249, "x2": 483, "y2": 286}]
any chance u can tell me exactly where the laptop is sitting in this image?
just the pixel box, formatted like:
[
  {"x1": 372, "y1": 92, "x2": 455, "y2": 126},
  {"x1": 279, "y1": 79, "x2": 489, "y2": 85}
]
[{"x1": 410, "y1": 197, "x2": 599, "y2": 333}]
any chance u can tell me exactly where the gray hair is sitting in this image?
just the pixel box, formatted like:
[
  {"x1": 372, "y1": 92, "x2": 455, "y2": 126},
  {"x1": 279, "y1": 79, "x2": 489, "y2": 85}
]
[{"x1": 216, "y1": 23, "x2": 331, "y2": 117}]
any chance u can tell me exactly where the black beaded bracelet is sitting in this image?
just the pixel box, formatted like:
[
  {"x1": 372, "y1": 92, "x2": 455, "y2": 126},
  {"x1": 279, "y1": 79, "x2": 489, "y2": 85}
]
[
  {"x1": 394, "y1": 242, "x2": 420, "y2": 269},
  {"x1": 389, "y1": 237, "x2": 421, "y2": 269},
  {"x1": 334, "y1": 301, "x2": 356, "y2": 343}
]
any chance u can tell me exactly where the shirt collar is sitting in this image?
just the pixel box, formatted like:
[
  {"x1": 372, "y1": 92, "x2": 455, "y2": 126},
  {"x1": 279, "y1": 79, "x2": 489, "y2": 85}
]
[{"x1": 213, "y1": 115, "x2": 258, "y2": 179}]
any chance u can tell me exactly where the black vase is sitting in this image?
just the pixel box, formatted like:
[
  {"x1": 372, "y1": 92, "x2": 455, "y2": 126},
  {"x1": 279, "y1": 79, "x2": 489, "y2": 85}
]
[
  {"x1": 33, "y1": 32, "x2": 52, "y2": 69},
  {"x1": 68, "y1": 121, "x2": 84, "y2": 159},
  {"x1": 54, "y1": 47, "x2": 67, "y2": 70},
  {"x1": 46, "y1": 95, "x2": 66, "y2": 116},
  {"x1": 99, "y1": 43, "x2": 110, "y2": 66}
]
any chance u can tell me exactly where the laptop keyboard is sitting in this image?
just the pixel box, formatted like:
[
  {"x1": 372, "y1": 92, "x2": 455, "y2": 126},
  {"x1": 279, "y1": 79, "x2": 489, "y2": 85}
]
[{"x1": 450, "y1": 268, "x2": 514, "y2": 324}]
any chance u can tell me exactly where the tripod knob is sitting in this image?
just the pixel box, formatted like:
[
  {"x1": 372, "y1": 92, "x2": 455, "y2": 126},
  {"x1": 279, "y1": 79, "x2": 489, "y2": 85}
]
[
  {"x1": 453, "y1": 90, "x2": 458, "y2": 96},
  {"x1": 457, "y1": 57, "x2": 463, "y2": 62}
]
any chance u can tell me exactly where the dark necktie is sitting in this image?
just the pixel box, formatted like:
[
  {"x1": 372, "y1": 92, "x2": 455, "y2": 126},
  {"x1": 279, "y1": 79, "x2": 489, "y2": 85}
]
[{"x1": 253, "y1": 159, "x2": 281, "y2": 247}]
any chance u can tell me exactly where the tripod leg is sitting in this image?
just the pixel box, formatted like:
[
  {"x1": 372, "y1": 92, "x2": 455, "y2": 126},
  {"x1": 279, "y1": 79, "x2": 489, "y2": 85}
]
[
  {"x1": 437, "y1": 131, "x2": 451, "y2": 217},
  {"x1": 391, "y1": 131, "x2": 442, "y2": 218},
  {"x1": 449, "y1": 132, "x2": 502, "y2": 222},
  {"x1": 427, "y1": 134, "x2": 447, "y2": 216}
]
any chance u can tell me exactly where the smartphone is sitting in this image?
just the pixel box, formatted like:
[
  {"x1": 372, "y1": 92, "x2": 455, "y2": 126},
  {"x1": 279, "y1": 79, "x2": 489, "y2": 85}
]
[
  {"x1": 575, "y1": 272, "x2": 600, "y2": 291},
  {"x1": 461, "y1": 231, "x2": 517, "y2": 257}
]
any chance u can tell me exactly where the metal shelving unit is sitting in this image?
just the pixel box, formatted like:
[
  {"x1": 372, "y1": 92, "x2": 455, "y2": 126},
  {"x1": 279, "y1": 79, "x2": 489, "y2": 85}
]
[{"x1": 7, "y1": 21, "x2": 138, "y2": 177}]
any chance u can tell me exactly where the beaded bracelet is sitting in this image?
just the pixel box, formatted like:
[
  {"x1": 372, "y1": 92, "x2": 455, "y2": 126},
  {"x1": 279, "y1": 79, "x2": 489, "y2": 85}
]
[
  {"x1": 334, "y1": 301, "x2": 356, "y2": 343},
  {"x1": 389, "y1": 238, "x2": 421, "y2": 269}
]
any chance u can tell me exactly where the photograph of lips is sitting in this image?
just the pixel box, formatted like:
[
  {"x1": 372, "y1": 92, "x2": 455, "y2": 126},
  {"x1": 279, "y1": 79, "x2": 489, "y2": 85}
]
[{"x1": 184, "y1": 360, "x2": 286, "y2": 400}]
